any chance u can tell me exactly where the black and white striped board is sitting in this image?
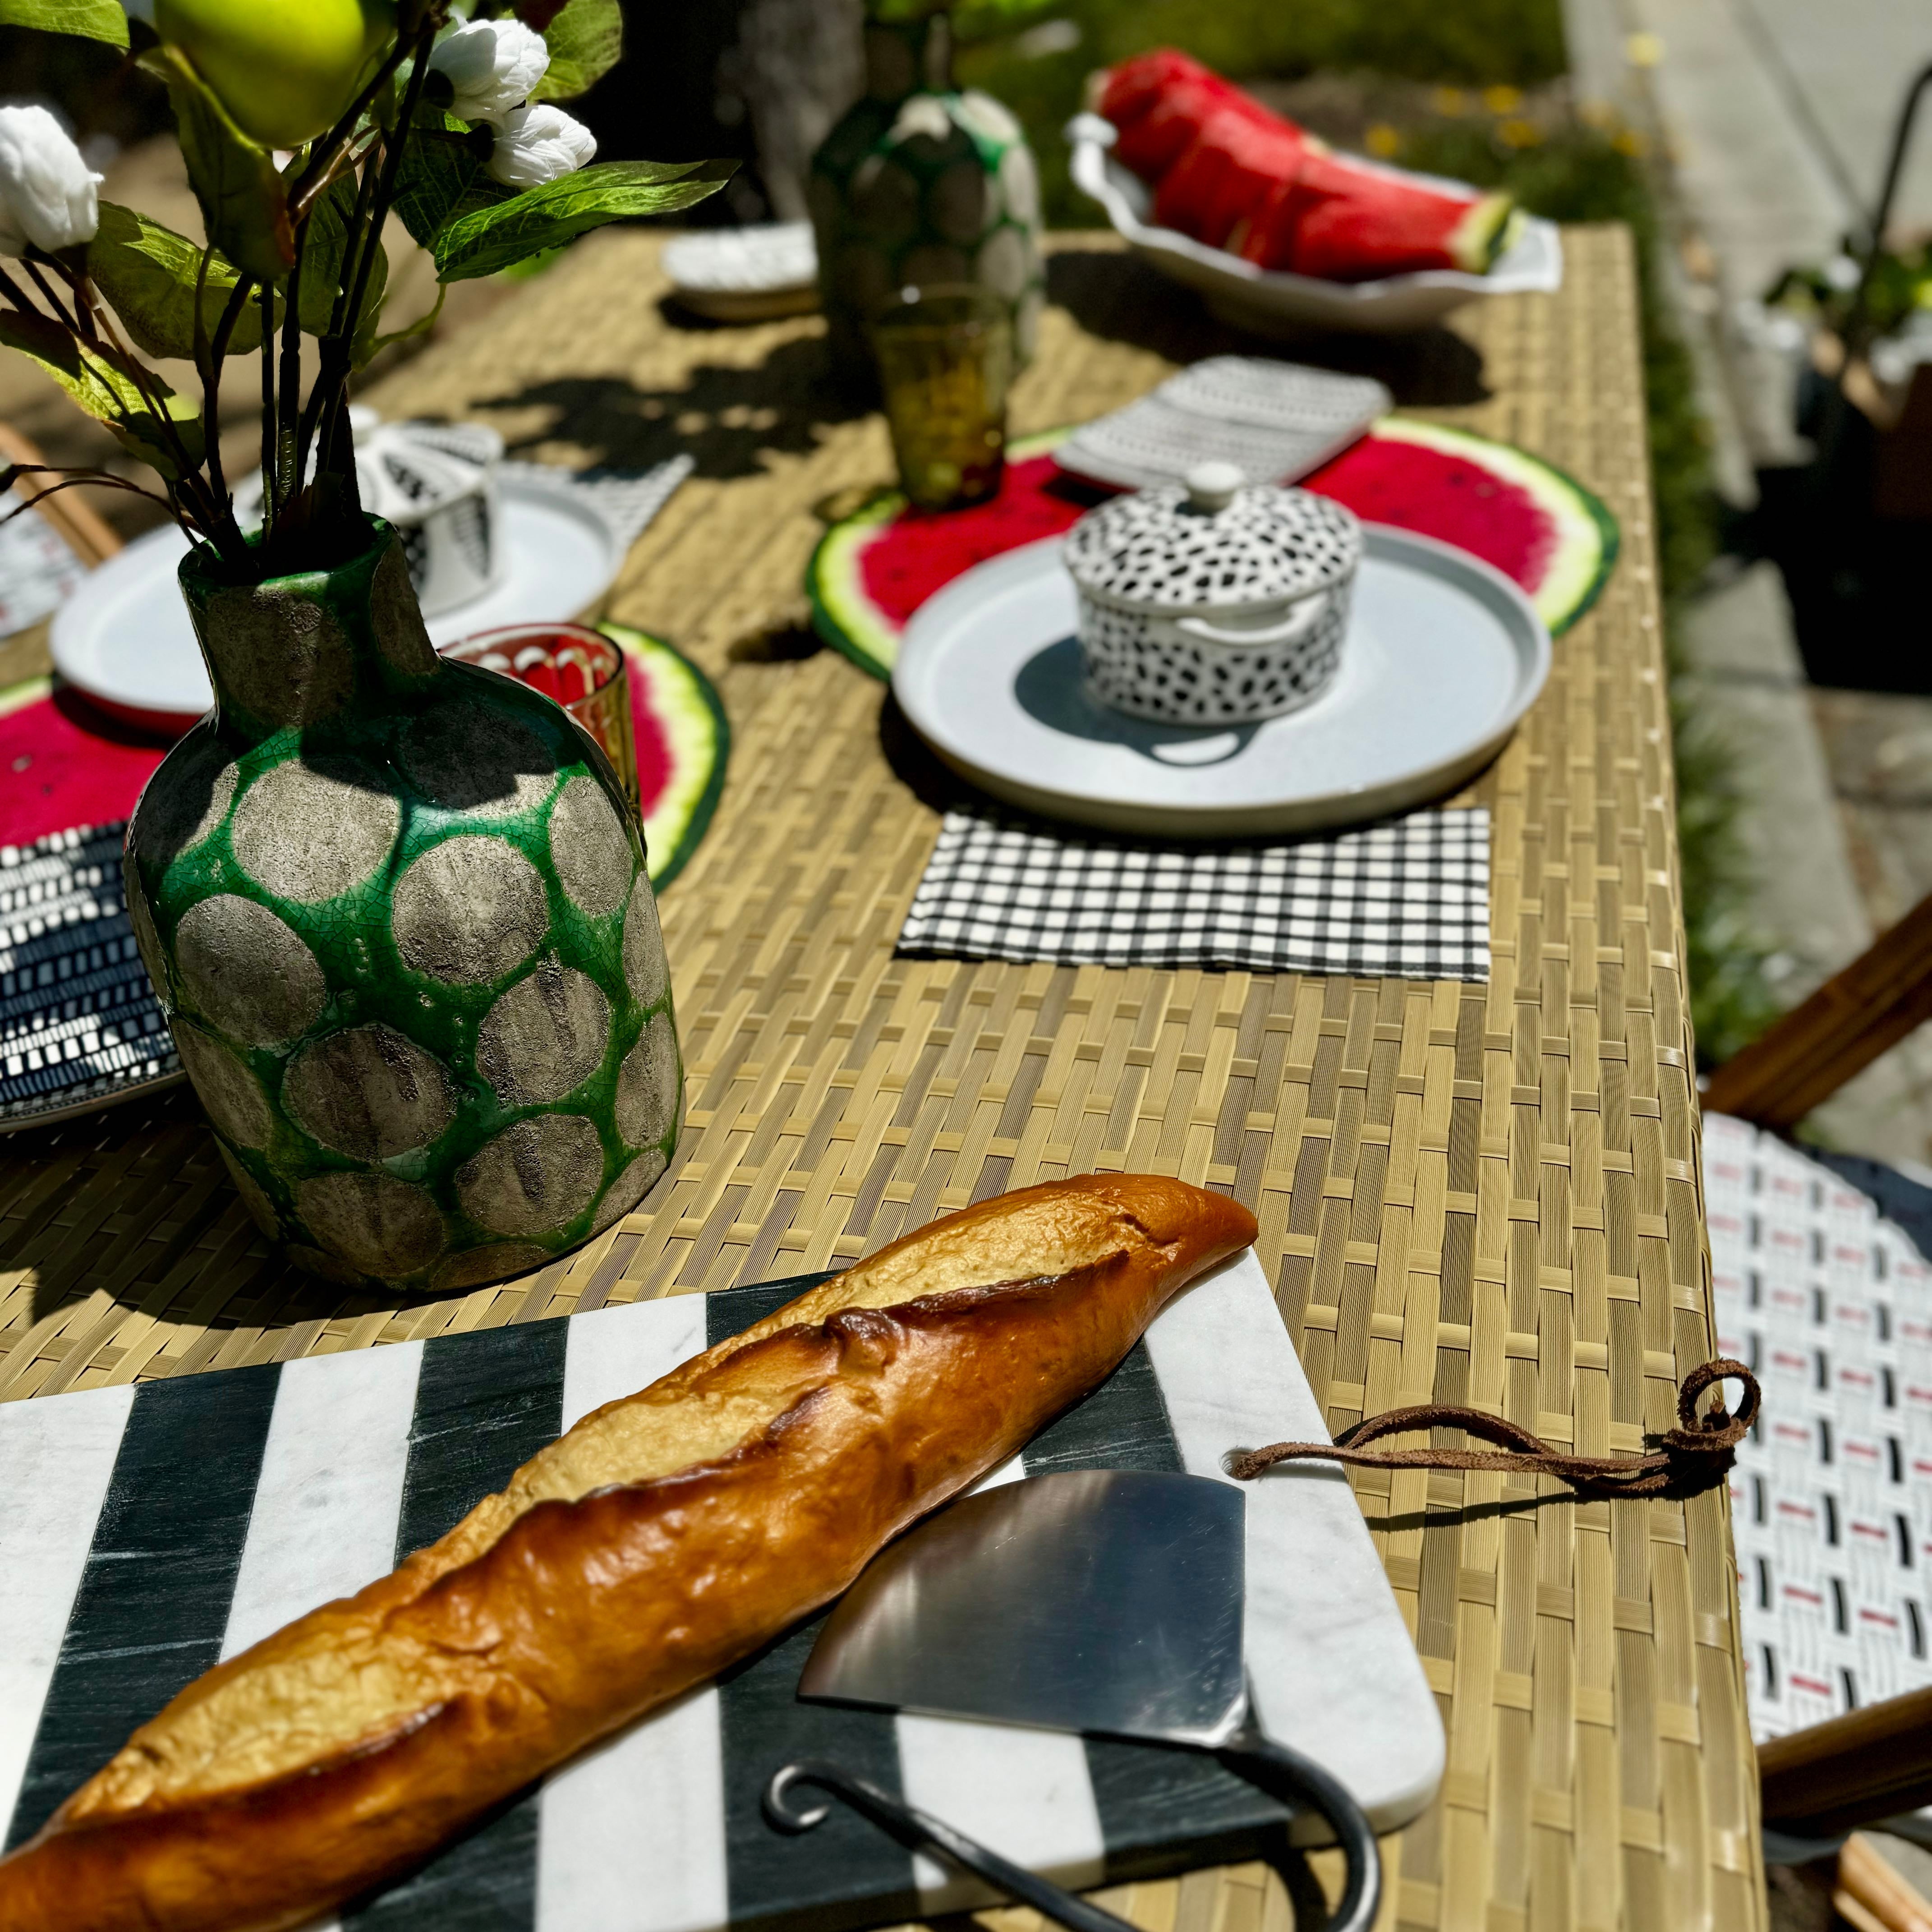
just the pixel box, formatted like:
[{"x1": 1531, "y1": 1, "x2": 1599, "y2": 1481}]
[{"x1": 0, "y1": 1252, "x2": 1442, "y2": 1932}]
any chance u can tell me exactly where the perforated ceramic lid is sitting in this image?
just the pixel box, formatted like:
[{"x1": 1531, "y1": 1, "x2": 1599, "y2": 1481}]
[
  {"x1": 350, "y1": 409, "x2": 503, "y2": 526},
  {"x1": 1063, "y1": 462, "x2": 1363, "y2": 611},
  {"x1": 234, "y1": 409, "x2": 502, "y2": 532}
]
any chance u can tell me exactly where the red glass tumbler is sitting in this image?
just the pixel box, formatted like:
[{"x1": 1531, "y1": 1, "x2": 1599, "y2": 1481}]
[{"x1": 442, "y1": 622, "x2": 640, "y2": 820}]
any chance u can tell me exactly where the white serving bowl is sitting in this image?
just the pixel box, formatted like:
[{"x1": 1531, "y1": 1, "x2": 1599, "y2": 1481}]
[{"x1": 1066, "y1": 113, "x2": 1563, "y2": 336}]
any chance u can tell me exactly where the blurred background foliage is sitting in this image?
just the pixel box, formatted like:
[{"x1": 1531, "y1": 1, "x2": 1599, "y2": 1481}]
[{"x1": 957, "y1": 0, "x2": 1565, "y2": 228}]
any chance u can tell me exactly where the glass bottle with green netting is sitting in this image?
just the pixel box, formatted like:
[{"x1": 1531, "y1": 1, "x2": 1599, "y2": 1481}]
[{"x1": 807, "y1": 0, "x2": 1045, "y2": 387}]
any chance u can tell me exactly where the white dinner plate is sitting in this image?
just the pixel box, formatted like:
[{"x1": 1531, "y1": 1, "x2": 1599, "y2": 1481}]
[
  {"x1": 662, "y1": 221, "x2": 820, "y2": 322},
  {"x1": 1067, "y1": 115, "x2": 1564, "y2": 337},
  {"x1": 892, "y1": 526, "x2": 1550, "y2": 837},
  {"x1": 50, "y1": 470, "x2": 626, "y2": 736}
]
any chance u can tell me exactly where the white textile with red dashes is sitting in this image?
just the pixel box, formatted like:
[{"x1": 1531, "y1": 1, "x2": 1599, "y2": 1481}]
[{"x1": 1705, "y1": 1113, "x2": 1932, "y2": 1741}]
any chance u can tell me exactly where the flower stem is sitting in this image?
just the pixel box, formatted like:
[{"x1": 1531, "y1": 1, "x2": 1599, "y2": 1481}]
[
  {"x1": 289, "y1": 33, "x2": 418, "y2": 221},
  {"x1": 194, "y1": 257, "x2": 257, "y2": 565},
  {"x1": 0, "y1": 263, "x2": 37, "y2": 315},
  {"x1": 18, "y1": 256, "x2": 80, "y2": 331},
  {"x1": 0, "y1": 465, "x2": 192, "y2": 539},
  {"x1": 258, "y1": 281, "x2": 277, "y2": 528},
  {"x1": 303, "y1": 18, "x2": 437, "y2": 525},
  {"x1": 295, "y1": 161, "x2": 378, "y2": 489}
]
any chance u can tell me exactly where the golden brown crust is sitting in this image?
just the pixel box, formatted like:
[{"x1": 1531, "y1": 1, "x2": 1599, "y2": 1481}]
[{"x1": 0, "y1": 1174, "x2": 1255, "y2": 1932}]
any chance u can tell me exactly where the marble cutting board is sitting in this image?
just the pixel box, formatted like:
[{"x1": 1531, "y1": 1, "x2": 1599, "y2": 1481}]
[{"x1": 0, "y1": 1250, "x2": 1443, "y2": 1932}]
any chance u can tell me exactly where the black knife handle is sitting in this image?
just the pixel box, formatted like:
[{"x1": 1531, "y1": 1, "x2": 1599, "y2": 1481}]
[
  {"x1": 763, "y1": 1760, "x2": 1140, "y2": 1932},
  {"x1": 1213, "y1": 1727, "x2": 1382, "y2": 1932}
]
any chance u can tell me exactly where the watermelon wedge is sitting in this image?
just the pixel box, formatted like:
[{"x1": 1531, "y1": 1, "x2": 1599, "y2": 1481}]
[
  {"x1": 0, "y1": 630, "x2": 731, "y2": 890},
  {"x1": 1250, "y1": 148, "x2": 1517, "y2": 280},
  {"x1": 1153, "y1": 108, "x2": 1308, "y2": 253},
  {"x1": 598, "y1": 624, "x2": 730, "y2": 890},
  {"x1": 1095, "y1": 48, "x2": 1515, "y2": 281},
  {"x1": 807, "y1": 419, "x2": 1616, "y2": 681},
  {"x1": 1100, "y1": 52, "x2": 1274, "y2": 180}
]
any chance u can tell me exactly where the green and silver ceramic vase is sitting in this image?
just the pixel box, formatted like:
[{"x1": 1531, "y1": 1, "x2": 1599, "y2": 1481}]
[
  {"x1": 123, "y1": 518, "x2": 682, "y2": 1296},
  {"x1": 807, "y1": 2, "x2": 1044, "y2": 384}
]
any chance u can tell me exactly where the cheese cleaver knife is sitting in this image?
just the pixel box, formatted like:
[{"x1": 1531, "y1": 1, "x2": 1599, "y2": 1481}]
[{"x1": 763, "y1": 1469, "x2": 1379, "y2": 1932}]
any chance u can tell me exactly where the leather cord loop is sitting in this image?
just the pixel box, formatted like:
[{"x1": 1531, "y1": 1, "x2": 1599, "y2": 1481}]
[{"x1": 1228, "y1": 1358, "x2": 1761, "y2": 1501}]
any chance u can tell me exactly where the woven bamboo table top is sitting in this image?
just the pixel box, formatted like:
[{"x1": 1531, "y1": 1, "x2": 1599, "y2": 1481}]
[{"x1": 0, "y1": 228, "x2": 1759, "y2": 1932}]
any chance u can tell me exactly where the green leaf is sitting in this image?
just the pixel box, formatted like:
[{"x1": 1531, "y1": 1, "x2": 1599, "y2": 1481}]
[
  {"x1": 139, "y1": 44, "x2": 293, "y2": 285},
  {"x1": 367, "y1": 281, "x2": 446, "y2": 357},
  {"x1": 0, "y1": 308, "x2": 203, "y2": 480},
  {"x1": 392, "y1": 106, "x2": 507, "y2": 248},
  {"x1": 531, "y1": 0, "x2": 622, "y2": 102},
  {"x1": 86, "y1": 202, "x2": 266, "y2": 361},
  {"x1": 432, "y1": 157, "x2": 734, "y2": 282},
  {"x1": 0, "y1": 0, "x2": 127, "y2": 47},
  {"x1": 296, "y1": 170, "x2": 389, "y2": 360}
]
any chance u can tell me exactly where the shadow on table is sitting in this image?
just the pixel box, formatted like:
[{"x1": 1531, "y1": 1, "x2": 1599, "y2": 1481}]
[
  {"x1": 1360, "y1": 1491, "x2": 1568, "y2": 1534},
  {"x1": 468, "y1": 334, "x2": 869, "y2": 483},
  {"x1": 1043, "y1": 246, "x2": 1493, "y2": 410},
  {"x1": 876, "y1": 680, "x2": 1497, "y2": 850},
  {"x1": 878, "y1": 692, "x2": 980, "y2": 818},
  {"x1": 459, "y1": 252, "x2": 1490, "y2": 489},
  {"x1": 6, "y1": 1081, "x2": 682, "y2": 1340}
]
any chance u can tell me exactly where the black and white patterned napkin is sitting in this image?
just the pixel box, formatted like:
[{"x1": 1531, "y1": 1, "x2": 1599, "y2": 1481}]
[
  {"x1": 897, "y1": 806, "x2": 1490, "y2": 981},
  {"x1": 1, "y1": 822, "x2": 178, "y2": 1127}
]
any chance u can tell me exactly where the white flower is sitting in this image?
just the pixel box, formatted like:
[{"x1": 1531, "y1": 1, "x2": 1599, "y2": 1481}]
[
  {"x1": 430, "y1": 18, "x2": 551, "y2": 122},
  {"x1": 0, "y1": 105, "x2": 102, "y2": 257},
  {"x1": 485, "y1": 103, "x2": 596, "y2": 189}
]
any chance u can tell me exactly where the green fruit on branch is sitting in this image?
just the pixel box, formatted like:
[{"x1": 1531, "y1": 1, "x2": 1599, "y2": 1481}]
[{"x1": 153, "y1": 0, "x2": 396, "y2": 148}]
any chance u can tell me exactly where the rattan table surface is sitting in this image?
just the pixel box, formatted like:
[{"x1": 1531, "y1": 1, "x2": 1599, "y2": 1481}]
[{"x1": 0, "y1": 229, "x2": 1758, "y2": 1932}]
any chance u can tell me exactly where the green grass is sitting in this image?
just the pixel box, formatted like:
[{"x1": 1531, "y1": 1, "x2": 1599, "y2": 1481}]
[
  {"x1": 959, "y1": 0, "x2": 1564, "y2": 90},
  {"x1": 1672, "y1": 690, "x2": 1785, "y2": 1064}
]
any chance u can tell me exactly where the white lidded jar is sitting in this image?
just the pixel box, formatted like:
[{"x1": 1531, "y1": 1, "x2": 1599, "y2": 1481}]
[{"x1": 1061, "y1": 461, "x2": 1363, "y2": 724}]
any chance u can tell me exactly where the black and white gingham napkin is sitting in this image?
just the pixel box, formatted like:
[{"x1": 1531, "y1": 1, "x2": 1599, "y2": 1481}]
[{"x1": 897, "y1": 807, "x2": 1490, "y2": 980}]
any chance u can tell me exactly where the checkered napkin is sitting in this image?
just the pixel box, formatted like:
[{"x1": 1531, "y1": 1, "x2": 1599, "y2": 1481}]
[{"x1": 897, "y1": 806, "x2": 1490, "y2": 980}]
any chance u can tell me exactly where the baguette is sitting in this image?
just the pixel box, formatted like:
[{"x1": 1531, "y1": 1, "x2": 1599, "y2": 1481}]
[{"x1": 0, "y1": 1173, "x2": 1256, "y2": 1932}]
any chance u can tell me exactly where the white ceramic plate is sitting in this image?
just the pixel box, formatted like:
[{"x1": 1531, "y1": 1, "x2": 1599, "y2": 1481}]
[
  {"x1": 893, "y1": 527, "x2": 1550, "y2": 837},
  {"x1": 1067, "y1": 115, "x2": 1563, "y2": 337},
  {"x1": 50, "y1": 471, "x2": 625, "y2": 735}
]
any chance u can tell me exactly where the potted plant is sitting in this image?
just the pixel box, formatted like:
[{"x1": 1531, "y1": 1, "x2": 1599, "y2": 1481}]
[{"x1": 0, "y1": 0, "x2": 729, "y2": 1293}]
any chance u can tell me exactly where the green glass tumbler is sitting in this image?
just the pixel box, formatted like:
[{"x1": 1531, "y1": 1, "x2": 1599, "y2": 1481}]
[{"x1": 871, "y1": 285, "x2": 1013, "y2": 511}]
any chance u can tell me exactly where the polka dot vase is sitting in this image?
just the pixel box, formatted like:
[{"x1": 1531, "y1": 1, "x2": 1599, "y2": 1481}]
[
  {"x1": 807, "y1": 6, "x2": 1044, "y2": 385},
  {"x1": 123, "y1": 519, "x2": 683, "y2": 1296}
]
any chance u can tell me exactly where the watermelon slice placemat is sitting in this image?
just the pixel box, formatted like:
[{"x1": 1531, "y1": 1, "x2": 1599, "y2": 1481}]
[
  {"x1": 806, "y1": 419, "x2": 1617, "y2": 682},
  {"x1": 597, "y1": 625, "x2": 730, "y2": 892},
  {"x1": 0, "y1": 628, "x2": 727, "y2": 888}
]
